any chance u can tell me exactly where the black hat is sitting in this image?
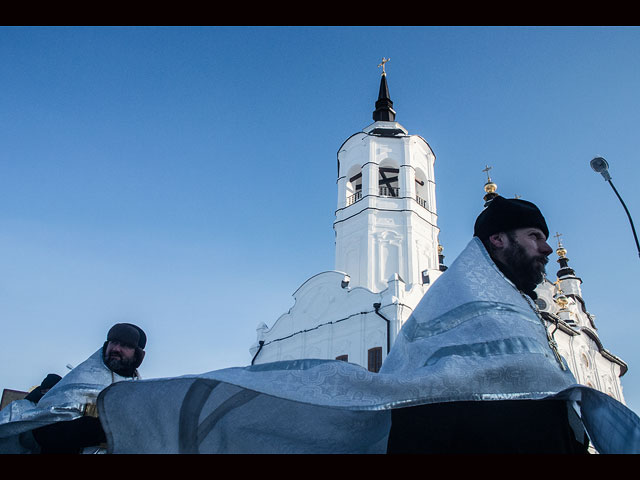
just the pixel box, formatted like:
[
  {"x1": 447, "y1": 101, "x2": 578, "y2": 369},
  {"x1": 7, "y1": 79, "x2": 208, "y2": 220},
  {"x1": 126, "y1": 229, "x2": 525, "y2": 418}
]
[
  {"x1": 107, "y1": 323, "x2": 147, "y2": 349},
  {"x1": 474, "y1": 196, "x2": 549, "y2": 241},
  {"x1": 41, "y1": 373, "x2": 62, "y2": 390},
  {"x1": 24, "y1": 373, "x2": 62, "y2": 403}
]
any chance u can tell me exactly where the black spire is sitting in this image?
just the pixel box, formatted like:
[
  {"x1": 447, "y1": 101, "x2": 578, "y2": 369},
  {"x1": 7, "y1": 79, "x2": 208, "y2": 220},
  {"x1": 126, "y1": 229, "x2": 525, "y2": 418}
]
[
  {"x1": 556, "y1": 248, "x2": 576, "y2": 278},
  {"x1": 373, "y1": 61, "x2": 396, "y2": 122},
  {"x1": 554, "y1": 233, "x2": 578, "y2": 279}
]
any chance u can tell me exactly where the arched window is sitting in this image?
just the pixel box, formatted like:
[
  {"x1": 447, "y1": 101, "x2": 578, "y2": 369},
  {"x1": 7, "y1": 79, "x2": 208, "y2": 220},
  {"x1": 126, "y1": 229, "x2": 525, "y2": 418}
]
[
  {"x1": 346, "y1": 165, "x2": 362, "y2": 206},
  {"x1": 378, "y1": 160, "x2": 399, "y2": 197}
]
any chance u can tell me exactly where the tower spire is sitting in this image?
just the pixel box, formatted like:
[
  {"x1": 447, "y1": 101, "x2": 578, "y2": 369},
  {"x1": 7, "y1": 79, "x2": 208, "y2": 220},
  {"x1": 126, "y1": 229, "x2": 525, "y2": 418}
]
[
  {"x1": 554, "y1": 232, "x2": 576, "y2": 278},
  {"x1": 554, "y1": 232, "x2": 577, "y2": 279},
  {"x1": 482, "y1": 165, "x2": 499, "y2": 206},
  {"x1": 553, "y1": 232, "x2": 584, "y2": 312},
  {"x1": 373, "y1": 58, "x2": 396, "y2": 122}
]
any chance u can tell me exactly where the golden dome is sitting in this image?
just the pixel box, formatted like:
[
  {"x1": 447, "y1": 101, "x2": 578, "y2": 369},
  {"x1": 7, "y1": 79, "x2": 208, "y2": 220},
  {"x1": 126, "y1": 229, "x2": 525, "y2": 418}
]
[
  {"x1": 556, "y1": 246, "x2": 567, "y2": 258},
  {"x1": 484, "y1": 181, "x2": 497, "y2": 194},
  {"x1": 554, "y1": 279, "x2": 569, "y2": 309},
  {"x1": 555, "y1": 294, "x2": 569, "y2": 309}
]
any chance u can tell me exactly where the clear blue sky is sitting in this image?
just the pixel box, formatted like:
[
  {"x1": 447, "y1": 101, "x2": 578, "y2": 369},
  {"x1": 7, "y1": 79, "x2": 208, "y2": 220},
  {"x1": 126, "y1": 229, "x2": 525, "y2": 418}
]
[{"x1": 2, "y1": 26, "x2": 639, "y2": 412}]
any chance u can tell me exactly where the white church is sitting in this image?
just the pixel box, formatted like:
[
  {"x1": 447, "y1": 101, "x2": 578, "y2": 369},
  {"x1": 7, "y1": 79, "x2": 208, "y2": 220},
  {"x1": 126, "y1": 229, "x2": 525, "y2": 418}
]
[{"x1": 248, "y1": 63, "x2": 628, "y2": 406}]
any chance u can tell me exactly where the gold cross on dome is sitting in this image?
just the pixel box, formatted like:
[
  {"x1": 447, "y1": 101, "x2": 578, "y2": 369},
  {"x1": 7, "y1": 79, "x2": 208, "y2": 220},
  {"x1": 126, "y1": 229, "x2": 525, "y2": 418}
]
[
  {"x1": 378, "y1": 57, "x2": 390, "y2": 75},
  {"x1": 482, "y1": 165, "x2": 492, "y2": 181},
  {"x1": 554, "y1": 232, "x2": 563, "y2": 247}
]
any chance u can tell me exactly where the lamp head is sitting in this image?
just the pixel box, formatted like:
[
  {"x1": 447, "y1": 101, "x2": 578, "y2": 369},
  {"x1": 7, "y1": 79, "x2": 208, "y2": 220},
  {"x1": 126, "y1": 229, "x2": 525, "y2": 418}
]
[{"x1": 591, "y1": 156, "x2": 611, "y2": 181}]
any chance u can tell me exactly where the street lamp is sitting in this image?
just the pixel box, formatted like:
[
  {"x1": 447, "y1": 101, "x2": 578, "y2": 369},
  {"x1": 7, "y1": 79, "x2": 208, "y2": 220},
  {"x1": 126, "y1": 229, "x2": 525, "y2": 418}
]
[{"x1": 590, "y1": 156, "x2": 640, "y2": 259}]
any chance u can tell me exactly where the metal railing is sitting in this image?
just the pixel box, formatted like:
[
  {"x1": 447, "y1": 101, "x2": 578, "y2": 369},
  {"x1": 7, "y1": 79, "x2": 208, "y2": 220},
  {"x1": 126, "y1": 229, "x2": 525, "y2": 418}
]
[
  {"x1": 346, "y1": 190, "x2": 362, "y2": 206},
  {"x1": 346, "y1": 189, "x2": 429, "y2": 209},
  {"x1": 379, "y1": 186, "x2": 400, "y2": 197}
]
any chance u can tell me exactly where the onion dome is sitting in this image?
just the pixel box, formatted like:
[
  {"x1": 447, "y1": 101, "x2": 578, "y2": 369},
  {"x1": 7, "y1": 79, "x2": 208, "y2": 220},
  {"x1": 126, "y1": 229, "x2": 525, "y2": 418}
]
[
  {"x1": 555, "y1": 288, "x2": 569, "y2": 310},
  {"x1": 482, "y1": 165, "x2": 499, "y2": 206},
  {"x1": 554, "y1": 233, "x2": 576, "y2": 278},
  {"x1": 553, "y1": 281, "x2": 576, "y2": 326}
]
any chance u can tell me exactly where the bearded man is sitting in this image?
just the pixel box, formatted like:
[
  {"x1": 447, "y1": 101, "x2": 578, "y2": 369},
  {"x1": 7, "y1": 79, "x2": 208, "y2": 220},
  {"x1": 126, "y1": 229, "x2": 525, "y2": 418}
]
[
  {"x1": 386, "y1": 196, "x2": 591, "y2": 454},
  {"x1": 0, "y1": 323, "x2": 147, "y2": 454},
  {"x1": 475, "y1": 197, "x2": 553, "y2": 300},
  {"x1": 102, "y1": 323, "x2": 146, "y2": 379}
]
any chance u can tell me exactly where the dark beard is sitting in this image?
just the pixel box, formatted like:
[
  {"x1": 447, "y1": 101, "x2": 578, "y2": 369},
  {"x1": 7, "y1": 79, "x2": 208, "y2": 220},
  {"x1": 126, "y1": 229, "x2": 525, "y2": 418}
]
[
  {"x1": 102, "y1": 344, "x2": 138, "y2": 377},
  {"x1": 496, "y1": 234, "x2": 548, "y2": 296}
]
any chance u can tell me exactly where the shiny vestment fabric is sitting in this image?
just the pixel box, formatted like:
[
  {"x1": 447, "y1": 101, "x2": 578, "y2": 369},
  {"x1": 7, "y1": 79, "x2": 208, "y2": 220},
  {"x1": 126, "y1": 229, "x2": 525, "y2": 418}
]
[
  {"x1": 94, "y1": 238, "x2": 640, "y2": 453},
  {"x1": 0, "y1": 349, "x2": 136, "y2": 453},
  {"x1": 4, "y1": 238, "x2": 640, "y2": 453}
]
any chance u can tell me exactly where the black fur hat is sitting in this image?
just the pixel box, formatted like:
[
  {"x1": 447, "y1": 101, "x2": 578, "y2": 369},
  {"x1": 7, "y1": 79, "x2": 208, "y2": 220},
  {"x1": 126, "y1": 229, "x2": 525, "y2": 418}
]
[
  {"x1": 474, "y1": 196, "x2": 549, "y2": 241},
  {"x1": 107, "y1": 323, "x2": 147, "y2": 349}
]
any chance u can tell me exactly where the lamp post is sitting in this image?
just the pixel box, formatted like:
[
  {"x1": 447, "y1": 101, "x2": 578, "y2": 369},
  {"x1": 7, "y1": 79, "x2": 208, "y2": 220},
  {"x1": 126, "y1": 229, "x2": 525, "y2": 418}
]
[{"x1": 590, "y1": 156, "x2": 640, "y2": 259}]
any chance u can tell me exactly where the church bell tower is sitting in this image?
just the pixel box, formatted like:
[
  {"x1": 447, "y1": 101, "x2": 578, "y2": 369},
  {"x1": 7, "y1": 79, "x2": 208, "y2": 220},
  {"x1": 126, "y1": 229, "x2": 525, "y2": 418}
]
[
  {"x1": 250, "y1": 61, "x2": 444, "y2": 370},
  {"x1": 334, "y1": 59, "x2": 441, "y2": 292}
]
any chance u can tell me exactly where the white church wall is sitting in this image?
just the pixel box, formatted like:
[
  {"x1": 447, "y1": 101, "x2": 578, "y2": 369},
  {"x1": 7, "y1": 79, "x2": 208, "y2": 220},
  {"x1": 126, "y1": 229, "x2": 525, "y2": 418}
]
[
  {"x1": 535, "y1": 279, "x2": 626, "y2": 405},
  {"x1": 251, "y1": 270, "x2": 389, "y2": 365},
  {"x1": 250, "y1": 264, "x2": 436, "y2": 368}
]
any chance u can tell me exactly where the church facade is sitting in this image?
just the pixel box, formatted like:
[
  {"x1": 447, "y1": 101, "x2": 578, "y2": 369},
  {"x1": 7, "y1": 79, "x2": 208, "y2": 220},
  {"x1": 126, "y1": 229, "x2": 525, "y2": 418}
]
[
  {"x1": 249, "y1": 67, "x2": 628, "y2": 405},
  {"x1": 534, "y1": 241, "x2": 627, "y2": 402}
]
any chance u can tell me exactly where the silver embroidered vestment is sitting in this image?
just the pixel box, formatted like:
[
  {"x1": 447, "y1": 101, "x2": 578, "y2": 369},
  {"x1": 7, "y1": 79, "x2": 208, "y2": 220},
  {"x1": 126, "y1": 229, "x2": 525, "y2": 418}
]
[{"x1": 3, "y1": 238, "x2": 639, "y2": 453}]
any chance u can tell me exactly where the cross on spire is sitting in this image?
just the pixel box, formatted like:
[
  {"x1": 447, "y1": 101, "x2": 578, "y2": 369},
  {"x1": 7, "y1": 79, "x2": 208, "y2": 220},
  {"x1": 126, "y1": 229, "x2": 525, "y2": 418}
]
[
  {"x1": 482, "y1": 165, "x2": 492, "y2": 182},
  {"x1": 554, "y1": 232, "x2": 564, "y2": 247},
  {"x1": 372, "y1": 58, "x2": 396, "y2": 122},
  {"x1": 378, "y1": 57, "x2": 391, "y2": 76}
]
